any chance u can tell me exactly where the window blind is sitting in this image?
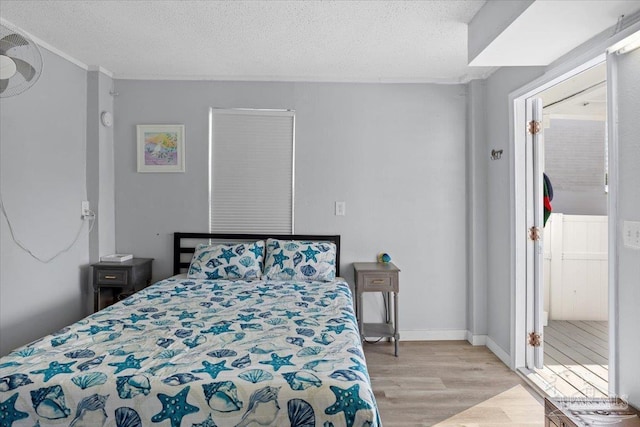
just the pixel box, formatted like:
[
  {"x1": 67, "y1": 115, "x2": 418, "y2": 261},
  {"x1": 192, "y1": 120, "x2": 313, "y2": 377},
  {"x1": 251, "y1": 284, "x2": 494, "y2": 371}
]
[{"x1": 209, "y1": 108, "x2": 294, "y2": 234}]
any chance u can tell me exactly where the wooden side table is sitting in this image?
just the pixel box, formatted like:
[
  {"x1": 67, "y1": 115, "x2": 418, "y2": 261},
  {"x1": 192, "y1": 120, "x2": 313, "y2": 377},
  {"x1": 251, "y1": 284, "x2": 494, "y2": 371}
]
[
  {"x1": 92, "y1": 258, "x2": 153, "y2": 312},
  {"x1": 353, "y1": 262, "x2": 400, "y2": 356},
  {"x1": 545, "y1": 397, "x2": 640, "y2": 427}
]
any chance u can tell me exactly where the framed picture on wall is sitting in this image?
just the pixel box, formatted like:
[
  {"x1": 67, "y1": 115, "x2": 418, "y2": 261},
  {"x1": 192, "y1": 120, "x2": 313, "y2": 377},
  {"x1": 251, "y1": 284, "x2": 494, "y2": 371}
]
[{"x1": 136, "y1": 124, "x2": 185, "y2": 173}]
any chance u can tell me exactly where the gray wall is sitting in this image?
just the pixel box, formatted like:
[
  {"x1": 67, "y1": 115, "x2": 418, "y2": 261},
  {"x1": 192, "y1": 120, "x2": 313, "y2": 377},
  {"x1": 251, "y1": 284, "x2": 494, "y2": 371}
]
[
  {"x1": 466, "y1": 79, "x2": 488, "y2": 340},
  {"x1": 87, "y1": 70, "x2": 116, "y2": 264},
  {"x1": 544, "y1": 118, "x2": 607, "y2": 215},
  {"x1": 0, "y1": 49, "x2": 90, "y2": 355},
  {"x1": 615, "y1": 46, "x2": 640, "y2": 409},
  {"x1": 113, "y1": 80, "x2": 469, "y2": 335}
]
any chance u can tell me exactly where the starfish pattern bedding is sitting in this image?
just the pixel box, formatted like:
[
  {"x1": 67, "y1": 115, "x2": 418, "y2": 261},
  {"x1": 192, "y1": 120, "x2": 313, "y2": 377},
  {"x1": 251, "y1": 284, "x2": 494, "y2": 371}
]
[{"x1": 0, "y1": 276, "x2": 381, "y2": 427}]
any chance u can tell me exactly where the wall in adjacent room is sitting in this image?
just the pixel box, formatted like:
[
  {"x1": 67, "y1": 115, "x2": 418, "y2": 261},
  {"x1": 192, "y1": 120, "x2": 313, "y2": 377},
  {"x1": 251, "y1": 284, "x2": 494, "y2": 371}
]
[
  {"x1": 544, "y1": 118, "x2": 607, "y2": 215},
  {"x1": 113, "y1": 80, "x2": 469, "y2": 336},
  {"x1": 0, "y1": 48, "x2": 90, "y2": 355}
]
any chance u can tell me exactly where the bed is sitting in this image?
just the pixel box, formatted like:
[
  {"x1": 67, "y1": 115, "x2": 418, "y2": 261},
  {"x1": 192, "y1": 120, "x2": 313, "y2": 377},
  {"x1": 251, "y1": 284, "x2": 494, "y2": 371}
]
[{"x1": 0, "y1": 233, "x2": 381, "y2": 427}]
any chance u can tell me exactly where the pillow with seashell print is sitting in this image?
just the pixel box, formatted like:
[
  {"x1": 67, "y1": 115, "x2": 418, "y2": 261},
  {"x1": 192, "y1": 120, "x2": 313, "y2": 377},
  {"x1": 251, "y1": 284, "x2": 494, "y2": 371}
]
[{"x1": 263, "y1": 238, "x2": 336, "y2": 281}]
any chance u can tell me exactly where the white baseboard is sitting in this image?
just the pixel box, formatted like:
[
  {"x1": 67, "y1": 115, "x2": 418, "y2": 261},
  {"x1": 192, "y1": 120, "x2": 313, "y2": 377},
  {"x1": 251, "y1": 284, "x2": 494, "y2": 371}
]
[
  {"x1": 485, "y1": 336, "x2": 511, "y2": 367},
  {"x1": 399, "y1": 329, "x2": 467, "y2": 341},
  {"x1": 465, "y1": 331, "x2": 487, "y2": 346}
]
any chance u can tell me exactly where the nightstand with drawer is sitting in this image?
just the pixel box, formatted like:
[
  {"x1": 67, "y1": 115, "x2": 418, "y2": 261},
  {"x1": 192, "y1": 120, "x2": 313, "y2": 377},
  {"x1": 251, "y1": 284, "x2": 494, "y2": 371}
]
[
  {"x1": 92, "y1": 258, "x2": 153, "y2": 312},
  {"x1": 353, "y1": 262, "x2": 400, "y2": 356}
]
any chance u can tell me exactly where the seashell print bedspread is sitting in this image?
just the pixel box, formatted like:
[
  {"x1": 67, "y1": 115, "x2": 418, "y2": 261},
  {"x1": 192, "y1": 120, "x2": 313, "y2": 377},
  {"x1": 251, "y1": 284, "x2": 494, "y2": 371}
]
[{"x1": 0, "y1": 277, "x2": 381, "y2": 427}]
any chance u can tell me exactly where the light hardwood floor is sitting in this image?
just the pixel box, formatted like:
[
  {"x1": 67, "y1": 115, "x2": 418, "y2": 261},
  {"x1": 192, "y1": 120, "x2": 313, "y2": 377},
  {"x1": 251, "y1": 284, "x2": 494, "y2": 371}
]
[{"x1": 364, "y1": 341, "x2": 544, "y2": 426}]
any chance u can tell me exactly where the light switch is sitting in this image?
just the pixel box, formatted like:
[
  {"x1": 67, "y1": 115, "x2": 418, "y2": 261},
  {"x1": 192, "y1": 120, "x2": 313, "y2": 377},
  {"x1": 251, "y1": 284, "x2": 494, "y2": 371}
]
[
  {"x1": 623, "y1": 221, "x2": 640, "y2": 249},
  {"x1": 335, "y1": 201, "x2": 346, "y2": 216}
]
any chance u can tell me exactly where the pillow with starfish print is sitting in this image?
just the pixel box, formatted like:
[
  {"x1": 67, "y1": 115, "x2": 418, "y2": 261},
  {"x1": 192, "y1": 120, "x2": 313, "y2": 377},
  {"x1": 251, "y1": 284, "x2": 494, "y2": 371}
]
[{"x1": 263, "y1": 238, "x2": 336, "y2": 281}]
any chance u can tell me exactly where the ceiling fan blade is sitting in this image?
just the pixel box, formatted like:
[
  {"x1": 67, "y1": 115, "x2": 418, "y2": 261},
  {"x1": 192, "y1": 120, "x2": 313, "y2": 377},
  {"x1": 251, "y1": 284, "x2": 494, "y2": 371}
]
[
  {"x1": 11, "y1": 57, "x2": 36, "y2": 81},
  {"x1": 0, "y1": 34, "x2": 29, "y2": 55},
  {"x1": 0, "y1": 79, "x2": 8, "y2": 94}
]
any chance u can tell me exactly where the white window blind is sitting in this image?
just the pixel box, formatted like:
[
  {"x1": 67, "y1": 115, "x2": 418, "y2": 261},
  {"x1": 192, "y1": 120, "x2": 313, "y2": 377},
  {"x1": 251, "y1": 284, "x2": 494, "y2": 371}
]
[{"x1": 209, "y1": 108, "x2": 294, "y2": 234}]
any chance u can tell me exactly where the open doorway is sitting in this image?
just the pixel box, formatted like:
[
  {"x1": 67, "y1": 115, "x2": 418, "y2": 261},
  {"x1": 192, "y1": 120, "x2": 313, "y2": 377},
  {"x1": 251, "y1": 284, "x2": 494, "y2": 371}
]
[{"x1": 529, "y1": 62, "x2": 610, "y2": 397}]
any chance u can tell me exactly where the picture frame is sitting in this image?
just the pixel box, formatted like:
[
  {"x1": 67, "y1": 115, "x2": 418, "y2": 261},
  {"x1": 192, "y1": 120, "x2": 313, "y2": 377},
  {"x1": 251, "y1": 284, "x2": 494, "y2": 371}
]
[{"x1": 136, "y1": 124, "x2": 185, "y2": 173}]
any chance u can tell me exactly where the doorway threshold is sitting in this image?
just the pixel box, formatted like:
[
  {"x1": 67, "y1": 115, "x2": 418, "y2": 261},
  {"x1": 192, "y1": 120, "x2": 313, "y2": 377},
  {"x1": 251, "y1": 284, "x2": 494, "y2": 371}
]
[{"x1": 519, "y1": 320, "x2": 609, "y2": 399}]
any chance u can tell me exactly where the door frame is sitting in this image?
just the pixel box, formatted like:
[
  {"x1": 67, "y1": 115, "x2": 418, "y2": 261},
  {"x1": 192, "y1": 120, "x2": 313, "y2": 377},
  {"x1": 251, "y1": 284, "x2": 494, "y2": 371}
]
[
  {"x1": 508, "y1": 52, "x2": 617, "y2": 393},
  {"x1": 524, "y1": 97, "x2": 545, "y2": 370},
  {"x1": 505, "y1": 13, "x2": 640, "y2": 398}
]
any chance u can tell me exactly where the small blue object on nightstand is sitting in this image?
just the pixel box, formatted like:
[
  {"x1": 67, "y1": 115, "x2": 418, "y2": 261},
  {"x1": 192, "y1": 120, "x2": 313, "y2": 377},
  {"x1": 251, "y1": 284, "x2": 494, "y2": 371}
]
[{"x1": 377, "y1": 252, "x2": 391, "y2": 263}]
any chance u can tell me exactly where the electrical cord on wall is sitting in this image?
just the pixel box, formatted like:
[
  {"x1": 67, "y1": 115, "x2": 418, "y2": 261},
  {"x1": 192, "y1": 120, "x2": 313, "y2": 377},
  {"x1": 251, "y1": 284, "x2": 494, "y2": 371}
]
[
  {"x1": 363, "y1": 293, "x2": 390, "y2": 344},
  {"x1": 0, "y1": 191, "x2": 95, "y2": 263}
]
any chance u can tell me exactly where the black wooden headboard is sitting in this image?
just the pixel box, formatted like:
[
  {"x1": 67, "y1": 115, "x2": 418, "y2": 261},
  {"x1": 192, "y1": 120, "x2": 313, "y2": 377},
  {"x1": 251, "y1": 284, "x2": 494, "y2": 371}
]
[{"x1": 173, "y1": 232, "x2": 341, "y2": 276}]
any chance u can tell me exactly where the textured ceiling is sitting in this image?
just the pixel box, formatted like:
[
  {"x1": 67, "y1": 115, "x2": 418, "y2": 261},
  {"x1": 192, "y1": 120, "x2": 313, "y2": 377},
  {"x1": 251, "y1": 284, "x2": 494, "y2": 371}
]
[{"x1": 0, "y1": 0, "x2": 493, "y2": 83}]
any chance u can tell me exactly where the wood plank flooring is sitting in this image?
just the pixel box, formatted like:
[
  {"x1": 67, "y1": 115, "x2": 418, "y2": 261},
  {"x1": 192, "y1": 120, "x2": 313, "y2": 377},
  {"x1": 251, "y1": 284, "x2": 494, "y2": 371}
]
[
  {"x1": 364, "y1": 341, "x2": 544, "y2": 426},
  {"x1": 531, "y1": 320, "x2": 609, "y2": 398}
]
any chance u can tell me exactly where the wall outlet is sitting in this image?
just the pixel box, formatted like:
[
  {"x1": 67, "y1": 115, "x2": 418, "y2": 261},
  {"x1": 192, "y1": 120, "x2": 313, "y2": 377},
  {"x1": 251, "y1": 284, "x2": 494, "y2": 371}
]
[
  {"x1": 623, "y1": 221, "x2": 640, "y2": 249},
  {"x1": 335, "y1": 201, "x2": 346, "y2": 216},
  {"x1": 81, "y1": 201, "x2": 91, "y2": 218}
]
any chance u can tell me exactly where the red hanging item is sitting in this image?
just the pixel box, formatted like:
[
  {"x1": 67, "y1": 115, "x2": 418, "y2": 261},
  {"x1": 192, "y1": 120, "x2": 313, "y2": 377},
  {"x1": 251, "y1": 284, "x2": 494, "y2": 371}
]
[{"x1": 543, "y1": 173, "x2": 553, "y2": 226}]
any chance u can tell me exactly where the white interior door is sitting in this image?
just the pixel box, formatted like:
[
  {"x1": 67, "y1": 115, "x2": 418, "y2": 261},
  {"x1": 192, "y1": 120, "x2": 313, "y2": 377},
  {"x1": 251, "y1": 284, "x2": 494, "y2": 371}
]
[{"x1": 525, "y1": 97, "x2": 545, "y2": 369}]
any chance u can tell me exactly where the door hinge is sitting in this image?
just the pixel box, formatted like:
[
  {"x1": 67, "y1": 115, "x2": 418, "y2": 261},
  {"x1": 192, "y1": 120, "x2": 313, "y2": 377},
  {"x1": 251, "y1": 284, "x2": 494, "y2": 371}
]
[
  {"x1": 528, "y1": 331, "x2": 542, "y2": 347},
  {"x1": 528, "y1": 120, "x2": 541, "y2": 135},
  {"x1": 529, "y1": 226, "x2": 540, "y2": 241}
]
